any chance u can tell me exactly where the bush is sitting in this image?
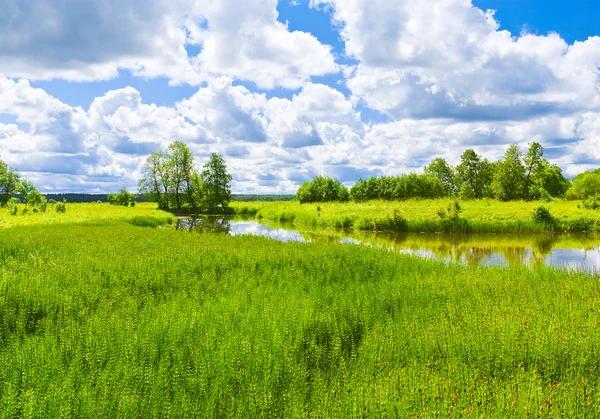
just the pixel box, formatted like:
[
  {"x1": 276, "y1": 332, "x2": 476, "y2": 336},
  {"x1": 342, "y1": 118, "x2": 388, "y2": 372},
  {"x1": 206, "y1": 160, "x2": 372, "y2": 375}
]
[
  {"x1": 562, "y1": 218, "x2": 596, "y2": 233},
  {"x1": 109, "y1": 188, "x2": 136, "y2": 206},
  {"x1": 55, "y1": 201, "x2": 66, "y2": 213},
  {"x1": 532, "y1": 206, "x2": 556, "y2": 227},
  {"x1": 581, "y1": 197, "x2": 600, "y2": 210},
  {"x1": 529, "y1": 186, "x2": 552, "y2": 202}
]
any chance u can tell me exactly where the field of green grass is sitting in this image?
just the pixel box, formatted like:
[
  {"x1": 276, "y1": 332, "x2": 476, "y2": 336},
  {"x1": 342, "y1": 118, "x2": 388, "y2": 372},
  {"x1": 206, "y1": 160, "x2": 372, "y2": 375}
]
[
  {"x1": 1, "y1": 205, "x2": 600, "y2": 416},
  {"x1": 0, "y1": 202, "x2": 174, "y2": 229},
  {"x1": 231, "y1": 199, "x2": 600, "y2": 233}
]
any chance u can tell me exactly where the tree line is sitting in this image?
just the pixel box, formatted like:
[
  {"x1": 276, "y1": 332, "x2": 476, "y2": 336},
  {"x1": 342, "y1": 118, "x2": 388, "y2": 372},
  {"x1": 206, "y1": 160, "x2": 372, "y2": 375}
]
[
  {"x1": 138, "y1": 141, "x2": 233, "y2": 213},
  {"x1": 296, "y1": 142, "x2": 598, "y2": 203}
]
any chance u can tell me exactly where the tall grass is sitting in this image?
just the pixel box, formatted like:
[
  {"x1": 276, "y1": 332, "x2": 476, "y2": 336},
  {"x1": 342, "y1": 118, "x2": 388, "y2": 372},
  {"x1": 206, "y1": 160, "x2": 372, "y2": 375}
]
[
  {"x1": 1, "y1": 222, "x2": 600, "y2": 416},
  {"x1": 0, "y1": 202, "x2": 174, "y2": 228},
  {"x1": 231, "y1": 199, "x2": 600, "y2": 233}
]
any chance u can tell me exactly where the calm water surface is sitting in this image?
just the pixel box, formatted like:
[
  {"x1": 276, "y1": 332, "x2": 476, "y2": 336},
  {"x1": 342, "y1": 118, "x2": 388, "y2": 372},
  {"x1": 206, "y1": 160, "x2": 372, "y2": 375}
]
[{"x1": 176, "y1": 217, "x2": 600, "y2": 273}]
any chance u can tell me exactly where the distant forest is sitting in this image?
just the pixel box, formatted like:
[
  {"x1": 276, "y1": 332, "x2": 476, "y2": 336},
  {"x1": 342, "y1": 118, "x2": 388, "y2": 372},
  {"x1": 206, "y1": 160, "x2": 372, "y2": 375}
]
[{"x1": 33, "y1": 193, "x2": 295, "y2": 203}]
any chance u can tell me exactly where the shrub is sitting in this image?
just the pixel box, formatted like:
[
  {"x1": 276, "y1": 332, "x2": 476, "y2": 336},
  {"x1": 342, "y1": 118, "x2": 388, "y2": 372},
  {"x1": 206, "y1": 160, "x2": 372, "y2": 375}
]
[
  {"x1": 55, "y1": 201, "x2": 66, "y2": 213},
  {"x1": 562, "y1": 218, "x2": 596, "y2": 233},
  {"x1": 581, "y1": 198, "x2": 600, "y2": 210},
  {"x1": 529, "y1": 186, "x2": 552, "y2": 202},
  {"x1": 109, "y1": 188, "x2": 136, "y2": 206},
  {"x1": 532, "y1": 206, "x2": 556, "y2": 227}
]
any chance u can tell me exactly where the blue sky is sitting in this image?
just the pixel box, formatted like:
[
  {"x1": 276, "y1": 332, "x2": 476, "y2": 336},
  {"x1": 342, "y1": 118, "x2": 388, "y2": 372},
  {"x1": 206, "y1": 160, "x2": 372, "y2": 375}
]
[{"x1": 0, "y1": 0, "x2": 599, "y2": 193}]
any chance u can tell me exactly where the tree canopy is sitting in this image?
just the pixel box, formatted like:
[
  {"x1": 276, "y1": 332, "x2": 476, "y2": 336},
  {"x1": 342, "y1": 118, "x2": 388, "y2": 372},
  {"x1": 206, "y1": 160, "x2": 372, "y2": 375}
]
[{"x1": 139, "y1": 142, "x2": 232, "y2": 213}]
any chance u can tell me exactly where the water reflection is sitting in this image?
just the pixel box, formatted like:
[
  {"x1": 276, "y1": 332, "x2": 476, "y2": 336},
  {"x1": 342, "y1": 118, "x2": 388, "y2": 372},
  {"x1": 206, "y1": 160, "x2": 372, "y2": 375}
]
[{"x1": 176, "y1": 217, "x2": 600, "y2": 273}]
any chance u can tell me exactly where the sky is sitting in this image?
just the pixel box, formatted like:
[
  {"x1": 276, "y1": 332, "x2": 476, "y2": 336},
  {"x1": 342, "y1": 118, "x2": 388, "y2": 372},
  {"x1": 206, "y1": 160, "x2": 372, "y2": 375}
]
[{"x1": 0, "y1": 0, "x2": 599, "y2": 193}]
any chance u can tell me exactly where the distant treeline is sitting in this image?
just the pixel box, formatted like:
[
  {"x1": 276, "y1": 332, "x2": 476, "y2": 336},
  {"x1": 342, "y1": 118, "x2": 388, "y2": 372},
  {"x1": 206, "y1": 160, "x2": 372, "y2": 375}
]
[
  {"x1": 297, "y1": 142, "x2": 600, "y2": 204},
  {"x1": 233, "y1": 194, "x2": 296, "y2": 202},
  {"x1": 36, "y1": 193, "x2": 295, "y2": 203}
]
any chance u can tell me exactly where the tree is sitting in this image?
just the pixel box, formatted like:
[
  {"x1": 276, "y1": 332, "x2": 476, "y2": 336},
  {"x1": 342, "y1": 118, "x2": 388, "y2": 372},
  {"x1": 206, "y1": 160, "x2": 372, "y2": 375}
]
[
  {"x1": 424, "y1": 158, "x2": 455, "y2": 196},
  {"x1": 201, "y1": 153, "x2": 233, "y2": 211},
  {"x1": 139, "y1": 142, "x2": 202, "y2": 212},
  {"x1": 168, "y1": 141, "x2": 197, "y2": 211},
  {"x1": 537, "y1": 163, "x2": 570, "y2": 198},
  {"x1": 17, "y1": 179, "x2": 46, "y2": 207},
  {"x1": 139, "y1": 152, "x2": 171, "y2": 210},
  {"x1": 524, "y1": 141, "x2": 544, "y2": 194},
  {"x1": 108, "y1": 188, "x2": 136, "y2": 206},
  {"x1": 297, "y1": 176, "x2": 350, "y2": 204},
  {"x1": 491, "y1": 143, "x2": 526, "y2": 201},
  {"x1": 566, "y1": 171, "x2": 600, "y2": 199},
  {"x1": 0, "y1": 159, "x2": 20, "y2": 207},
  {"x1": 455, "y1": 149, "x2": 494, "y2": 199}
]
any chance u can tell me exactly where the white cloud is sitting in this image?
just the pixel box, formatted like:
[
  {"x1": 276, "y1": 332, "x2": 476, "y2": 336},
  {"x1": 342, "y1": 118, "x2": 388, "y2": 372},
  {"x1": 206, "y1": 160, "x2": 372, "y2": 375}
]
[
  {"x1": 0, "y1": 0, "x2": 338, "y2": 89},
  {"x1": 314, "y1": 0, "x2": 600, "y2": 120}
]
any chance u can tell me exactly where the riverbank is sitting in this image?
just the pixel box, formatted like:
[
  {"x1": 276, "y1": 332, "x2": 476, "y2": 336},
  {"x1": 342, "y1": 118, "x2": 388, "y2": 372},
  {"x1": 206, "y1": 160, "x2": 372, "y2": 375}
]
[{"x1": 230, "y1": 199, "x2": 600, "y2": 233}]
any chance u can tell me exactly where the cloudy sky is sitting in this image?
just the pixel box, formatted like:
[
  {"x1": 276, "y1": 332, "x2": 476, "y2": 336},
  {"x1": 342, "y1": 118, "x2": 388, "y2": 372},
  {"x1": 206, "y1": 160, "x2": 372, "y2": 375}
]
[{"x1": 0, "y1": 0, "x2": 599, "y2": 193}]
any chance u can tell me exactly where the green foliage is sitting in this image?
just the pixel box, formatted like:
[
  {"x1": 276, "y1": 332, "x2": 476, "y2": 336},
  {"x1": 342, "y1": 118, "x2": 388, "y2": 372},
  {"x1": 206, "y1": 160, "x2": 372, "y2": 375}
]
[
  {"x1": 424, "y1": 157, "x2": 455, "y2": 196},
  {"x1": 297, "y1": 176, "x2": 350, "y2": 204},
  {"x1": 562, "y1": 217, "x2": 596, "y2": 233},
  {"x1": 1, "y1": 222, "x2": 600, "y2": 416},
  {"x1": 567, "y1": 171, "x2": 600, "y2": 200},
  {"x1": 491, "y1": 143, "x2": 526, "y2": 201},
  {"x1": 532, "y1": 206, "x2": 557, "y2": 228},
  {"x1": 528, "y1": 186, "x2": 552, "y2": 202},
  {"x1": 108, "y1": 188, "x2": 136, "y2": 206},
  {"x1": 581, "y1": 197, "x2": 600, "y2": 210},
  {"x1": 0, "y1": 158, "x2": 20, "y2": 207},
  {"x1": 437, "y1": 201, "x2": 462, "y2": 221},
  {"x1": 55, "y1": 200, "x2": 67, "y2": 213},
  {"x1": 457, "y1": 181, "x2": 476, "y2": 200},
  {"x1": 455, "y1": 149, "x2": 495, "y2": 199},
  {"x1": 200, "y1": 153, "x2": 233, "y2": 211},
  {"x1": 349, "y1": 173, "x2": 446, "y2": 202}
]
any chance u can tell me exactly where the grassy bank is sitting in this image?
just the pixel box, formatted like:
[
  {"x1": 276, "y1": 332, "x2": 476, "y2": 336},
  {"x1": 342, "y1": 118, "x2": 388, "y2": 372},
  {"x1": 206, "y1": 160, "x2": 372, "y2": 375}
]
[
  {"x1": 0, "y1": 202, "x2": 175, "y2": 228},
  {"x1": 231, "y1": 199, "x2": 600, "y2": 233},
  {"x1": 1, "y1": 222, "x2": 600, "y2": 416}
]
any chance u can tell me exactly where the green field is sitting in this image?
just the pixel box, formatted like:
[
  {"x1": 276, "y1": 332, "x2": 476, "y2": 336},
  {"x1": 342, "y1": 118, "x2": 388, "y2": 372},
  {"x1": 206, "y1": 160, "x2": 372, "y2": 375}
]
[
  {"x1": 0, "y1": 204, "x2": 600, "y2": 416},
  {"x1": 231, "y1": 199, "x2": 600, "y2": 233}
]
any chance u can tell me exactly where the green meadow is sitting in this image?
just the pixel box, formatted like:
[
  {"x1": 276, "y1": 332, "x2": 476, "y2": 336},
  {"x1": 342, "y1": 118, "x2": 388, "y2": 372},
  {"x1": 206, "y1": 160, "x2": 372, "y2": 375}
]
[
  {"x1": 232, "y1": 199, "x2": 600, "y2": 233},
  {"x1": 1, "y1": 204, "x2": 600, "y2": 417}
]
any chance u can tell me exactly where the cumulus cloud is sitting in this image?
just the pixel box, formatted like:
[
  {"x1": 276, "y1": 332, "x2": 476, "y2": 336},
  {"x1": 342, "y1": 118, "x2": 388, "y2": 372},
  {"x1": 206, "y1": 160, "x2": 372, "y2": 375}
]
[
  {"x1": 0, "y1": 0, "x2": 338, "y2": 89},
  {"x1": 315, "y1": 0, "x2": 600, "y2": 120},
  {"x1": 2, "y1": 0, "x2": 600, "y2": 193}
]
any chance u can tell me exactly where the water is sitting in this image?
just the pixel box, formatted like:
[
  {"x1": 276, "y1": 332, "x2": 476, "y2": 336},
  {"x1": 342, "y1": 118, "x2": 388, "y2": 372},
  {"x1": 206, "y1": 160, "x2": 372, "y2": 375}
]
[{"x1": 176, "y1": 217, "x2": 600, "y2": 273}]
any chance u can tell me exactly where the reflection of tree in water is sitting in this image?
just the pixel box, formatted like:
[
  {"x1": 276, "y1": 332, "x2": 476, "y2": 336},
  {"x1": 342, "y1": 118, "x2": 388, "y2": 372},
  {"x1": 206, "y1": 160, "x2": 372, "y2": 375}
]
[
  {"x1": 532, "y1": 234, "x2": 559, "y2": 256},
  {"x1": 176, "y1": 217, "x2": 232, "y2": 235}
]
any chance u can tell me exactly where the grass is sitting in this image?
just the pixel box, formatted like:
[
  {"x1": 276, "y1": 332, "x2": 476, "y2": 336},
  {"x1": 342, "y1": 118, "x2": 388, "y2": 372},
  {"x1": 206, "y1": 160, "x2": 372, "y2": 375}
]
[
  {"x1": 0, "y1": 202, "x2": 175, "y2": 229},
  {"x1": 1, "y1": 217, "x2": 600, "y2": 416},
  {"x1": 231, "y1": 199, "x2": 600, "y2": 233}
]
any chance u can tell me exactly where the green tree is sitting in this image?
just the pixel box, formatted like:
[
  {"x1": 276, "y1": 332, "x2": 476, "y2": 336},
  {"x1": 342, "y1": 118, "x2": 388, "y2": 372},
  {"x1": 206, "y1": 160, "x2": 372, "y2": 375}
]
[
  {"x1": 108, "y1": 188, "x2": 136, "y2": 206},
  {"x1": 201, "y1": 153, "x2": 233, "y2": 211},
  {"x1": 139, "y1": 152, "x2": 172, "y2": 211},
  {"x1": 168, "y1": 141, "x2": 197, "y2": 211},
  {"x1": 424, "y1": 158, "x2": 455, "y2": 196},
  {"x1": 524, "y1": 141, "x2": 544, "y2": 194},
  {"x1": 297, "y1": 176, "x2": 350, "y2": 204},
  {"x1": 566, "y1": 171, "x2": 600, "y2": 199},
  {"x1": 455, "y1": 150, "x2": 494, "y2": 199},
  {"x1": 537, "y1": 163, "x2": 570, "y2": 198},
  {"x1": 0, "y1": 159, "x2": 20, "y2": 207},
  {"x1": 491, "y1": 143, "x2": 526, "y2": 201}
]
